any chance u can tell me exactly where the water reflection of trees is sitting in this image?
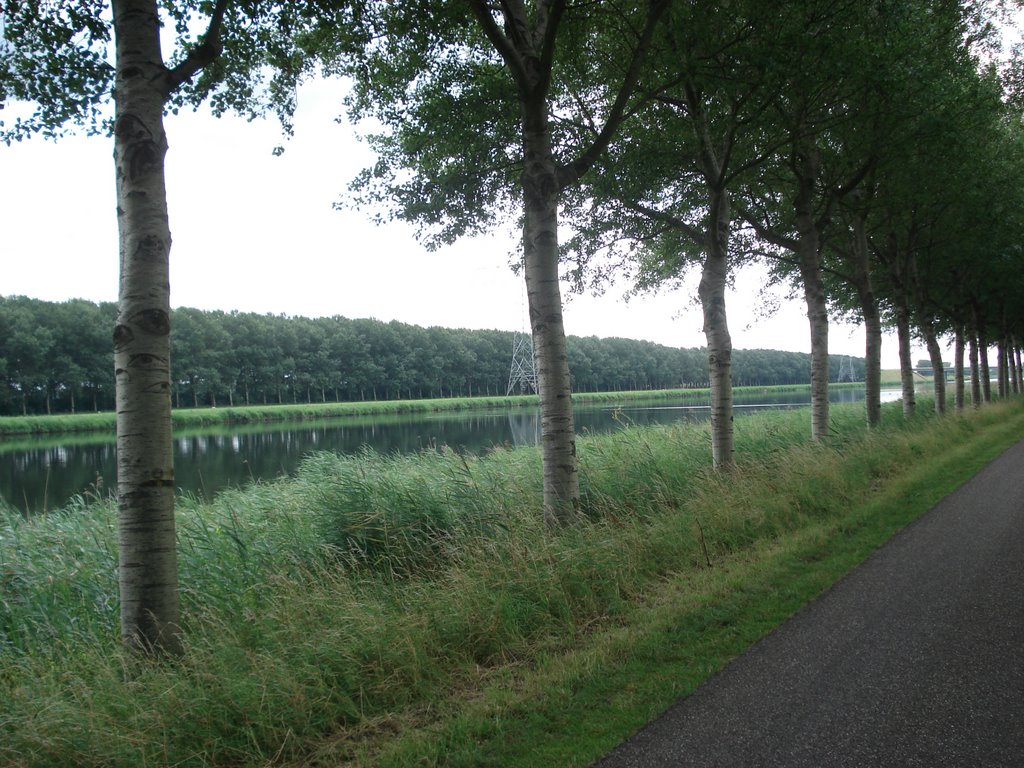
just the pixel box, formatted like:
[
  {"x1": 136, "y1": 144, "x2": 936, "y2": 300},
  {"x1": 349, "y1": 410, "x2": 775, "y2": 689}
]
[{"x1": 2, "y1": 443, "x2": 115, "y2": 513}]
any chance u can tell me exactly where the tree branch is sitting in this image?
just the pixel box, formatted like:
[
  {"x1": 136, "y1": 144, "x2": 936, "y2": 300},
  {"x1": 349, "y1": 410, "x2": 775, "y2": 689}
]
[
  {"x1": 163, "y1": 0, "x2": 230, "y2": 96},
  {"x1": 623, "y1": 200, "x2": 704, "y2": 245},
  {"x1": 558, "y1": 0, "x2": 670, "y2": 188},
  {"x1": 816, "y1": 158, "x2": 875, "y2": 230},
  {"x1": 536, "y1": 0, "x2": 568, "y2": 83},
  {"x1": 734, "y1": 199, "x2": 799, "y2": 251},
  {"x1": 468, "y1": 0, "x2": 529, "y2": 88}
]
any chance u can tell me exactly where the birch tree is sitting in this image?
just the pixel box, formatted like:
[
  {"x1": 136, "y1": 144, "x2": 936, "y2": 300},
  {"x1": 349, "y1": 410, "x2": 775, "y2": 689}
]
[
  {"x1": 562, "y1": 0, "x2": 786, "y2": 468},
  {"x1": 732, "y1": 0, "x2": 894, "y2": 441},
  {"x1": 736, "y1": 0, "x2": 985, "y2": 435},
  {"x1": 319, "y1": 1, "x2": 669, "y2": 525},
  {"x1": 812, "y1": 0, "x2": 973, "y2": 427},
  {"x1": 2, "y1": 1, "x2": 301, "y2": 653},
  {"x1": 866, "y1": 34, "x2": 1015, "y2": 415}
]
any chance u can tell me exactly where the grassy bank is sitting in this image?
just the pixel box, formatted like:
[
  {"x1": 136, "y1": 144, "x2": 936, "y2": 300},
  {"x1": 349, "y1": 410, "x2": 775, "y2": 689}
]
[
  {"x1": 2, "y1": 397, "x2": 1020, "y2": 766},
  {"x1": 0, "y1": 383, "x2": 860, "y2": 437}
]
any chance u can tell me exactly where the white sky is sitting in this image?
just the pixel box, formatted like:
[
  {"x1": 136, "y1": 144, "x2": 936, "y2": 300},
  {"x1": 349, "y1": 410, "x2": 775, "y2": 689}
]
[{"x1": 1, "y1": 77, "x2": 916, "y2": 370}]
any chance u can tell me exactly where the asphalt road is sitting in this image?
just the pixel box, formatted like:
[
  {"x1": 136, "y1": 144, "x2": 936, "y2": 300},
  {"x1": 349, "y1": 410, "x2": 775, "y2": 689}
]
[{"x1": 593, "y1": 439, "x2": 1024, "y2": 767}]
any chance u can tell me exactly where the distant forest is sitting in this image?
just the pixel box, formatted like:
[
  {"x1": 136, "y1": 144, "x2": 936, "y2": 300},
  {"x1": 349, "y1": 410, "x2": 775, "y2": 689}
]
[{"x1": 0, "y1": 296, "x2": 865, "y2": 416}]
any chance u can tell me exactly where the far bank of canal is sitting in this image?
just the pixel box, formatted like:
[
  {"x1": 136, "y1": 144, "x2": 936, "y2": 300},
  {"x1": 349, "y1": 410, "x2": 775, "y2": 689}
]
[{"x1": 2, "y1": 386, "x2": 900, "y2": 514}]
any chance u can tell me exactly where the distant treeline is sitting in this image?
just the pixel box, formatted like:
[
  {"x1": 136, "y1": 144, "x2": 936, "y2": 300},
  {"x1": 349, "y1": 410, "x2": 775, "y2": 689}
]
[{"x1": 0, "y1": 296, "x2": 865, "y2": 416}]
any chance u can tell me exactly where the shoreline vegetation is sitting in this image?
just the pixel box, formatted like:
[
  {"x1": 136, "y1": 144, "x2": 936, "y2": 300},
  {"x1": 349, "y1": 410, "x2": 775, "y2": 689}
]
[
  {"x1": 2, "y1": 396, "x2": 1020, "y2": 766},
  {"x1": 0, "y1": 382, "x2": 871, "y2": 438}
]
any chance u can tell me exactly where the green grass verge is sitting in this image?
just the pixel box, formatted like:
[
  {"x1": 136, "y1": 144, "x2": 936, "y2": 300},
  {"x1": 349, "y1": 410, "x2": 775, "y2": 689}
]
[
  {"x1": 0, "y1": 383, "x2": 861, "y2": 437},
  {"x1": 1, "y1": 397, "x2": 1019, "y2": 766},
  {"x1": 368, "y1": 406, "x2": 1017, "y2": 767}
]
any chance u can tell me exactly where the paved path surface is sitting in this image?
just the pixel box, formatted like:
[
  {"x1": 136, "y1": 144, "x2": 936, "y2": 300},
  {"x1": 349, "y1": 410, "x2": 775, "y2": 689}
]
[{"x1": 593, "y1": 440, "x2": 1024, "y2": 767}]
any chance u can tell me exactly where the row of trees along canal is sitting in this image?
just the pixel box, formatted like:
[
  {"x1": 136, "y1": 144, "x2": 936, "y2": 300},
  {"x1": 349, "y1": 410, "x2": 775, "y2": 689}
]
[
  {"x1": 5, "y1": 1, "x2": 1024, "y2": 653},
  {"x1": 0, "y1": 296, "x2": 868, "y2": 417}
]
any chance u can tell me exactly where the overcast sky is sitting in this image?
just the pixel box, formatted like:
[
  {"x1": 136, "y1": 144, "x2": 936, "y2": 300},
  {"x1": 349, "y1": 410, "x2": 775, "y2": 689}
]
[{"x1": 2, "y1": 77, "x2": 914, "y2": 369}]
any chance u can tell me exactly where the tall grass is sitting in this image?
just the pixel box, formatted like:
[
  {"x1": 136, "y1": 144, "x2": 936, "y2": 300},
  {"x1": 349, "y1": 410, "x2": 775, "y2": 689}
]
[{"x1": 0, "y1": 397, "x2": 1015, "y2": 766}]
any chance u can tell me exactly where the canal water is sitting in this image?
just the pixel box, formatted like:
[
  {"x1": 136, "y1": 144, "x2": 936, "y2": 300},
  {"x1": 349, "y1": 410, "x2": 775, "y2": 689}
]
[{"x1": 1, "y1": 387, "x2": 899, "y2": 514}]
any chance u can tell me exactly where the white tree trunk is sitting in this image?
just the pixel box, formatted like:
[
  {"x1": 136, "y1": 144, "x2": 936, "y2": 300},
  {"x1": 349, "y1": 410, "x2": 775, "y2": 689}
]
[
  {"x1": 863, "y1": 310, "x2": 882, "y2": 425},
  {"x1": 921, "y1": 322, "x2": 946, "y2": 414},
  {"x1": 896, "y1": 303, "x2": 916, "y2": 417},
  {"x1": 523, "y1": 115, "x2": 579, "y2": 526},
  {"x1": 954, "y1": 325, "x2": 965, "y2": 410},
  {"x1": 851, "y1": 212, "x2": 881, "y2": 427},
  {"x1": 112, "y1": 0, "x2": 181, "y2": 654},
  {"x1": 969, "y1": 332, "x2": 981, "y2": 406},
  {"x1": 802, "y1": 261, "x2": 830, "y2": 440},
  {"x1": 999, "y1": 339, "x2": 1011, "y2": 398},
  {"x1": 793, "y1": 148, "x2": 829, "y2": 440},
  {"x1": 1011, "y1": 339, "x2": 1019, "y2": 393},
  {"x1": 700, "y1": 190, "x2": 734, "y2": 468},
  {"x1": 996, "y1": 341, "x2": 1005, "y2": 399},
  {"x1": 979, "y1": 328, "x2": 992, "y2": 403}
]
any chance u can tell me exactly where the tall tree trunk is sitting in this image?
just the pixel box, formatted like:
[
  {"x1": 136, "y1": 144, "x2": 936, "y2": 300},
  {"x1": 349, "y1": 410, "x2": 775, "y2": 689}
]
[
  {"x1": 523, "y1": 110, "x2": 579, "y2": 526},
  {"x1": 1010, "y1": 347, "x2": 1016, "y2": 395},
  {"x1": 997, "y1": 339, "x2": 1007, "y2": 399},
  {"x1": 969, "y1": 332, "x2": 981, "y2": 406},
  {"x1": 921, "y1": 321, "x2": 945, "y2": 414},
  {"x1": 979, "y1": 329, "x2": 992, "y2": 402},
  {"x1": 1003, "y1": 343, "x2": 1010, "y2": 396},
  {"x1": 896, "y1": 302, "x2": 916, "y2": 417},
  {"x1": 851, "y1": 211, "x2": 881, "y2": 427},
  {"x1": 700, "y1": 189, "x2": 734, "y2": 468},
  {"x1": 1010, "y1": 342, "x2": 1017, "y2": 394},
  {"x1": 1011, "y1": 339, "x2": 1019, "y2": 393},
  {"x1": 1010, "y1": 340, "x2": 1019, "y2": 394},
  {"x1": 954, "y1": 325, "x2": 965, "y2": 410},
  {"x1": 112, "y1": 0, "x2": 181, "y2": 655},
  {"x1": 1006, "y1": 340, "x2": 1013, "y2": 395},
  {"x1": 794, "y1": 148, "x2": 829, "y2": 440}
]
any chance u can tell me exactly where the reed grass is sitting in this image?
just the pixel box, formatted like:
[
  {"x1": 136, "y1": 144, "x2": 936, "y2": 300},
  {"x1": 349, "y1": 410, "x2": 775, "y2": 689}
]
[{"x1": 0, "y1": 397, "x2": 1017, "y2": 766}]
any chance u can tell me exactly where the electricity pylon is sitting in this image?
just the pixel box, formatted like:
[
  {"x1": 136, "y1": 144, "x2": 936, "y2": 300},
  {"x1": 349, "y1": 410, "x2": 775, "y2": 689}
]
[
  {"x1": 506, "y1": 332, "x2": 538, "y2": 395},
  {"x1": 838, "y1": 356, "x2": 856, "y2": 382}
]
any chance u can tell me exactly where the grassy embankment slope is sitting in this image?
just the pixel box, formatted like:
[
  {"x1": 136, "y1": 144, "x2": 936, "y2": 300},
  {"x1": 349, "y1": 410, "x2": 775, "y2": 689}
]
[
  {"x1": 880, "y1": 368, "x2": 934, "y2": 386},
  {"x1": 0, "y1": 383, "x2": 857, "y2": 437},
  {"x1": 2, "y1": 395, "x2": 1020, "y2": 767},
  {"x1": 880, "y1": 368, "x2": 903, "y2": 386}
]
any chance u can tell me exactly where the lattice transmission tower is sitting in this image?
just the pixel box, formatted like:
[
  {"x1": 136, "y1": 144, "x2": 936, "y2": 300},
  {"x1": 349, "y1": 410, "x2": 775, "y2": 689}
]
[
  {"x1": 838, "y1": 356, "x2": 857, "y2": 383},
  {"x1": 506, "y1": 332, "x2": 538, "y2": 395}
]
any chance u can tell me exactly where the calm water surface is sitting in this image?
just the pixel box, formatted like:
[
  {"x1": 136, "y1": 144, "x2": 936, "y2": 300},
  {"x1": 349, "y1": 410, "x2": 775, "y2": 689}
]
[{"x1": 2, "y1": 387, "x2": 899, "y2": 514}]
